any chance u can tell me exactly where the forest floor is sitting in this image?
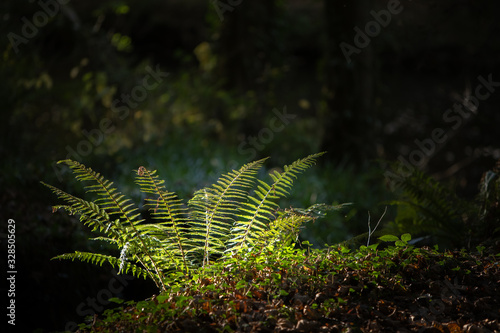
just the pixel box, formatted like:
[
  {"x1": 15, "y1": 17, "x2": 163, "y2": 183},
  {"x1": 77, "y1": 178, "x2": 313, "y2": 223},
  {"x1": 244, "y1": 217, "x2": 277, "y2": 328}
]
[{"x1": 75, "y1": 241, "x2": 500, "y2": 333}]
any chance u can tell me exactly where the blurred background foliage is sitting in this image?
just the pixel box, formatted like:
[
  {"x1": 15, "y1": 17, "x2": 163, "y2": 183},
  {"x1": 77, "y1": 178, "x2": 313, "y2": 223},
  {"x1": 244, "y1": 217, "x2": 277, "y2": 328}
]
[{"x1": 1, "y1": 0, "x2": 500, "y2": 331}]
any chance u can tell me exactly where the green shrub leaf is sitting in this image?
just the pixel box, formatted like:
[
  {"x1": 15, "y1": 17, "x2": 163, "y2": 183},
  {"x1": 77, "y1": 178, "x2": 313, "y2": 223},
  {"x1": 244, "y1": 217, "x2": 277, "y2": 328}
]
[{"x1": 378, "y1": 235, "x2": 400, "y2": 242}]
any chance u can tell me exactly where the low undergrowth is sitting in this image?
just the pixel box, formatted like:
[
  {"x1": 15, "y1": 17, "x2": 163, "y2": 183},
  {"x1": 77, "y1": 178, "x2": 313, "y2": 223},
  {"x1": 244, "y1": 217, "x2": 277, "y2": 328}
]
[
  {"x1": 44, "y1": 156, "x2": 500, "y2": 332},
  {"x1": 74, "y1": 238, "x2": 500, "y2": 332}
]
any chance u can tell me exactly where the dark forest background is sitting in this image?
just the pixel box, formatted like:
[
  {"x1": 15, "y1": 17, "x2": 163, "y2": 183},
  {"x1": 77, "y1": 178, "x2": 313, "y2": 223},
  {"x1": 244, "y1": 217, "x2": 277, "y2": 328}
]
[{"x1": 1, "y1": 0, "x2": 500, "y2": 331}]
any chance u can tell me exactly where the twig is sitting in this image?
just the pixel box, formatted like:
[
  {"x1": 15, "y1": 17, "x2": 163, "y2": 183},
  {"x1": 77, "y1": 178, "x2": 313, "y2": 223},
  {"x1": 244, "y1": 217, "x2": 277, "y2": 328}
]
[{"x1": 367, "y1": 206, "x2": 387, "y2": 247}]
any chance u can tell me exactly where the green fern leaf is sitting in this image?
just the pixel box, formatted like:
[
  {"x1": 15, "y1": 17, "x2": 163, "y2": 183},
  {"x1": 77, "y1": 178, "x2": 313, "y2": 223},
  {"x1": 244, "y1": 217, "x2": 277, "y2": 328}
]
[
  {"x1": 135, "y1": 166, "x2": 191, "y2": 272},
  {"x1": 386, "y1": 164, "x2": 473, "y2": 247},
  {"x1": 41, "y1": 182, "x2": 122, "y2": 238},
  {"x1": 228, "y1": 152, "x2": 325, "y2": 252},
  {"x1": 51, "y1": 251, "x2": 149, "y2": 280},
  {"x1": 187, "y1": 158, "x2": 267, "y2": 265},
  {"x1": 58, "y1": 160, "x2": 143, "y2": 231},
  {"x1": 48, "y1": 160, "x2": 167, "y2": 290}
]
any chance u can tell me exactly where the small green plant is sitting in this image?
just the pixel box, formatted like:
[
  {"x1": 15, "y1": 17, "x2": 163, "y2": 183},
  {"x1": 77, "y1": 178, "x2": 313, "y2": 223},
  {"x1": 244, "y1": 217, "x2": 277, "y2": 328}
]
[
  {"x1": 378, "y1": 233, "x2": 412, "y2": 247},
  {"x1": 42, "y1": 152, "x2": 337, "y2": 292}
]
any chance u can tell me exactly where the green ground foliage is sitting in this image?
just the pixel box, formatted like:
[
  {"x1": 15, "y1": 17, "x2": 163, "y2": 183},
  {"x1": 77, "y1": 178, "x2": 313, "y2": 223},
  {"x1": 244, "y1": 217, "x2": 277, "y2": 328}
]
[{"x1": 74, "y1": 241, "x2": 500, "y2": 332}]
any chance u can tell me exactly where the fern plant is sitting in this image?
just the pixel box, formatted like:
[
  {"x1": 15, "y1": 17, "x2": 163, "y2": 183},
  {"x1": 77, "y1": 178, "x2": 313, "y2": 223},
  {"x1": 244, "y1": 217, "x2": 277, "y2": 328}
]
[
  {"x1": 384, "y1": 162, "x2": 496, "y2": 249},
  {"x1": 42, "y1": 153, "x2": 334, "y2": 292},
  {"x1": 387, "y1": 167, "x2": 471, "y2": 248}
]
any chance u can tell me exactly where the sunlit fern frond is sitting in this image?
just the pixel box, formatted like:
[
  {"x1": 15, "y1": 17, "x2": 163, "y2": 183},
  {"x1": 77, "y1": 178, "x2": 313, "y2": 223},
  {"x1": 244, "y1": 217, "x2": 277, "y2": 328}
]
[
  {"x1": 187, "y1": 158, "x2": 267, "y2": 265},
  {"x1": 43, "y1": 160, "x2": 166, "y2": 290},
  {"x1": 52, "y1": 251, "x2": 149, "y2": 280},
  {"x1": 256, "y1": 203, "x2": 349, "y2": 249},
  {"x1": 90, "y1": 236, "x2": 120, "y2": 246},
  {"x1": 40, "y1": 182, "x2": 121, "y2": 238},
  {"x1": 258, "y1": 210, "x2": 311, "y2": 248},
  {"x1": 60, "y1": 160, "x2": 143, "y2": 233},
  {"x1": 135, "y1": 166, "x2": 191, "y2": 273},
  {"x1": 228, "y1": 152, "x2": 326, "y2": 252}
]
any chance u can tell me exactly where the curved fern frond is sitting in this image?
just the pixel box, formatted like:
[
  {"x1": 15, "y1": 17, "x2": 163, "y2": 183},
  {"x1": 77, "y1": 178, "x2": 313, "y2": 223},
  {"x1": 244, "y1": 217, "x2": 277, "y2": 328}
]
[
  {"x1": 187, "y1": 158, "x2": 268, "y2": 265},
  {"x1": 58, "y1": 160, "x2": 142, "y2": 232},
  {"x1": 41, "y1": 182, "x2": 121, "y2": 238},
  {"x1": 90, "y1": 236, "x2": 120, "y2": 246},
  {"x1": 49, "y1": 160, "x2": 166, "y2": 290},
  {"x1": 135, "y1": 166, "x2": 191, "y2": 273},
  {"x1": 51, "y1": 251, "x2": 149, "y2": 280},
  {"x1": 254, "y1": 203, "x2": 344, "y2": 249},
  {"x1": 228, "y1": 152, "x2": 325, "y2": 252},
  {"x1": 258, "y1": 211, "x2": 310, "y2": 248}
]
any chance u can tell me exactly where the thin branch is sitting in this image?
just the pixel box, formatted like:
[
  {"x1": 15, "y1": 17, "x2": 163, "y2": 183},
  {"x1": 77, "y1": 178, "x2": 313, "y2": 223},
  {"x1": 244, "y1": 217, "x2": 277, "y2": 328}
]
[{"x1": 367, "y1": 206, "x2": 387, "y2": 247}]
